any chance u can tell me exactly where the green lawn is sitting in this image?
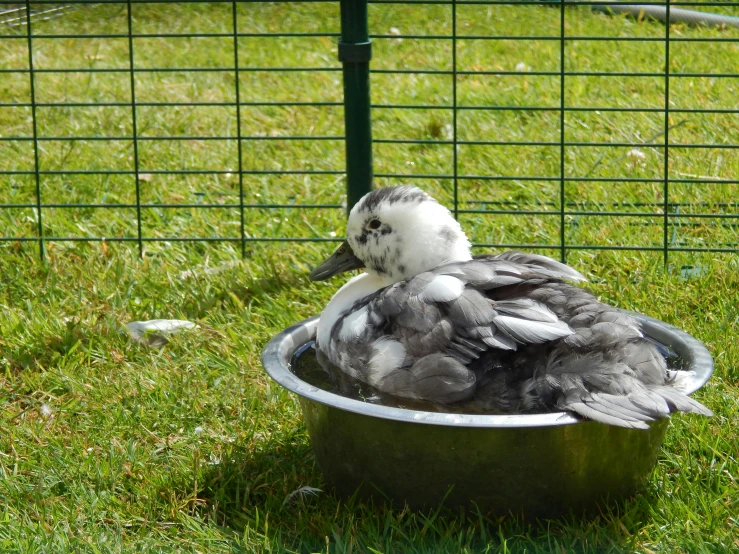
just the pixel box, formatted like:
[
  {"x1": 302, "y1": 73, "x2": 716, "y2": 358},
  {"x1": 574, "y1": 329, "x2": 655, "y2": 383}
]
[{"x1": 1, "y1": 2, "x2": 738, "y2": 552}]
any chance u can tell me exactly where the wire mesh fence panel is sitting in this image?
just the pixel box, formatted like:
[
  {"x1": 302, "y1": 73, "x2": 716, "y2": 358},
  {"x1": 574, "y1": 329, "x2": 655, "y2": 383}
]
[
  {"x1": 0, "y1": 0, "x2": 350, "y2": 260},
  {"x1": 0, "y1": 0, "x2": 737, "y2": 263},
  {"x1": 368, "y1": 0, "x2": 739, "y2": 266}
]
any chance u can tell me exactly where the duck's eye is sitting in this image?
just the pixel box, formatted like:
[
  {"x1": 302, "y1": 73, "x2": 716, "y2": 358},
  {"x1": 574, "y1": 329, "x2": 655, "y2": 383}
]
[{"x1": 368, "y1": 219, "x2": 382, "y2": 230}]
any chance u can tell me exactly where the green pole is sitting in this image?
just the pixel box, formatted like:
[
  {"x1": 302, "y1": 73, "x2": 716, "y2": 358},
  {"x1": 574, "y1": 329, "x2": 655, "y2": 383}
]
[{"x1": 339, "y1": 0, "x2": 373, "y2": 213}]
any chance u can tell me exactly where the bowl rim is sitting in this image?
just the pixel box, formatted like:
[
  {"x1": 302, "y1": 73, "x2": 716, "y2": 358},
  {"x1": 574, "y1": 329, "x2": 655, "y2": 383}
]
[{"x1": 261, "y1": 312, "x2": 713, "y2": 429}]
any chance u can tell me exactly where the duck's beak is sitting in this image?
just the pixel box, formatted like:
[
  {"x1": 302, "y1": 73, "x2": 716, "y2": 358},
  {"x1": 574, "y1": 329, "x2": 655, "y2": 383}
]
[{"x1": 309, "y1": 241, "x2": 365, "y2": 281}]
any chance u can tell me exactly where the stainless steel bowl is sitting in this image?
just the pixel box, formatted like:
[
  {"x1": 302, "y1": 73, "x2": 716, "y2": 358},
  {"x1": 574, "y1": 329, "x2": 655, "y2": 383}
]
[{"x1": 261, "y1": 313, "x2": 713, "y2": 517}]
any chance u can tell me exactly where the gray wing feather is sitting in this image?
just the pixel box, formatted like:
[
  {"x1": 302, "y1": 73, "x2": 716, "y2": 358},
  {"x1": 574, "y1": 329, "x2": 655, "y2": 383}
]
[
  {"x1": 439, "y1": 260, "x2": 526, "y2": 289},
  {"x1": 402, "y1": 318, "x2": 454, "y2": 358},
  {"x1": 495, "y1": 298, "x2": 559, "y2": 323},
  {"x1": 407, "y1": 353, "x2": 477, "y2": 403},
  {"x1": 494, "y1": 315, "x2": 573, "y2": 344},
  {"x1": 380, "y1": 284, "x2": 405, "y2": 316},
  {"x1": 490, "y1": 251, "x2": 587, "y2": 282},
  {"x1": 454, "y1": 336, "x2": 488, "y2": 352},
  {"x1": 396, "y1": 297, "x2": 442, "y2": 334},
  {"x1": 438, "y1": 260, "x2": 504, "y2": 287},
  {"x1": 468, "y1": 325, "x2": 518, "y2": 350},
  {"x1": 446, "y1": 289, "x2": 498, "y2": 325},
  {"x1": 627, "y1": 389, "x2": 671, "y2": 417},
  {"x1": 561, "y1": 400, "x2": 651, "y2": 430},
  {"x1": 656, "y1": 387, "x2": 713, "y2": 416},
  {"x1": 590, "y1": 392, "x2": 658, "y2": 421},
  {"x1": 449, "y1": 341, "x2": 482, "y2": 360}
]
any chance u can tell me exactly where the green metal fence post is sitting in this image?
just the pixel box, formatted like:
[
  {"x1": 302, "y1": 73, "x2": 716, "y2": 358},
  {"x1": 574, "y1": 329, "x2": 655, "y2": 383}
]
[{"x1": 339, "y1": 0, "x2": 373, "y2": 213}]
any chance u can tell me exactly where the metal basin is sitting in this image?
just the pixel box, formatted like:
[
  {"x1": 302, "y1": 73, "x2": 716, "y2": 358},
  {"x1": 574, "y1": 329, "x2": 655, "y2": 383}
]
[{"x1": 261, "y1": 313, "x2": 713, "y2": 517}]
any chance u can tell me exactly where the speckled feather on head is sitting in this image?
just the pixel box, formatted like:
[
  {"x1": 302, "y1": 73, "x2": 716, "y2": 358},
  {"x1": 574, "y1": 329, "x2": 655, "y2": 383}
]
[{"x1": 310, "y1": 186, "x2": 712, "y2": 429}]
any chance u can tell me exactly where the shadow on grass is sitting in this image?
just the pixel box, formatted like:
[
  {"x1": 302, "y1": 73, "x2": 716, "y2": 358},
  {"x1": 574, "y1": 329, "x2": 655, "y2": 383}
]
[
  {"x1": 196, "y1": 436, "x2": 657, "y2": 552},
  {"x1": 197, "y1": 437, "x2": 331, "y2": 550}
]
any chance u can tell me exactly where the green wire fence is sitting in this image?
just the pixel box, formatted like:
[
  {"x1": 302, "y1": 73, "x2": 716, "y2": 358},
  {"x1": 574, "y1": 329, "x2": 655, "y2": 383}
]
[{"x1": 1, "y1": 0, "x2": 738, "y2": 263}]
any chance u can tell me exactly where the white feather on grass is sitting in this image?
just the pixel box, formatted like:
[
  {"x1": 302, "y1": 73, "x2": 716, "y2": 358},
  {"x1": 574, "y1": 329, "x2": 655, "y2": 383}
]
[
  {"x1": 284, "y1": 486, "x2": 323, "y2": 505},
  {"x1": 125, "y1": 319, "x2": 197, "y2": 347}
]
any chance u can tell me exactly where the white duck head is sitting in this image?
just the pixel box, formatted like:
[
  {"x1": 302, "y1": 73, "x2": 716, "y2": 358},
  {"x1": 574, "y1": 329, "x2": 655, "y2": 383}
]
[{"x1": 310, "y1": 186, "x2": 472, "y2": 285}]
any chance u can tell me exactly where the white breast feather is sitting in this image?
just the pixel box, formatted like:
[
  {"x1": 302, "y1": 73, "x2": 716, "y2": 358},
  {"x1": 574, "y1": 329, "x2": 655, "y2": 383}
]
[
  {"x1": 417, "y1": 275, "x2": 465, "y2": 302},
  {"x1": 338, "y1": 305, "x2": 370, "y2": 341},
  {"x1": 368, "y1": 338, "x2": 407, "y2": 387},
  {"x1": 317, "y1": 273, "x2": 386, "y2": 349}
]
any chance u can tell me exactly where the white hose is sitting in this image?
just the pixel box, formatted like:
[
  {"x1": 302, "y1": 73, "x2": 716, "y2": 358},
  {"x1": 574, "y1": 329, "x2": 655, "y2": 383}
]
[{"x1": 592, "y1": 3, "x2": 739, "y2": 28}]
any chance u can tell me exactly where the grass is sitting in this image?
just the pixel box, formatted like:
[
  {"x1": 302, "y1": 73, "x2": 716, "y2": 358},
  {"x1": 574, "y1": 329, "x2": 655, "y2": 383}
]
[
  {"x1": 0, "y1": 1, "x2": 738, "y2": 552},
  {"x1": 1, "y1": 246, "x2": 738, "y2": 552}
]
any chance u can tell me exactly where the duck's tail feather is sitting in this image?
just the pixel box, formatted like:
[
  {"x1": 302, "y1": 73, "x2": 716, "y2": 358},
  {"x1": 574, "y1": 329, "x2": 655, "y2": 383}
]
[
  {"x1": 522, "y1": 327, "x2": 713, "y2": 428},
  {"x1": 554, "y1": 384, "x2": 711, "y2": 429},
  {"x1": 655, "y1": 386, "x2": 713, "y2": 417}
]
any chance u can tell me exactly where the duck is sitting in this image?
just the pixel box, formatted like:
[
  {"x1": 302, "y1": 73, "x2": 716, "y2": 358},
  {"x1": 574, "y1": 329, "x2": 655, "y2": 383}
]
[{"x1": 309, "y1": 186, "x2": 712, "y2": 429}]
